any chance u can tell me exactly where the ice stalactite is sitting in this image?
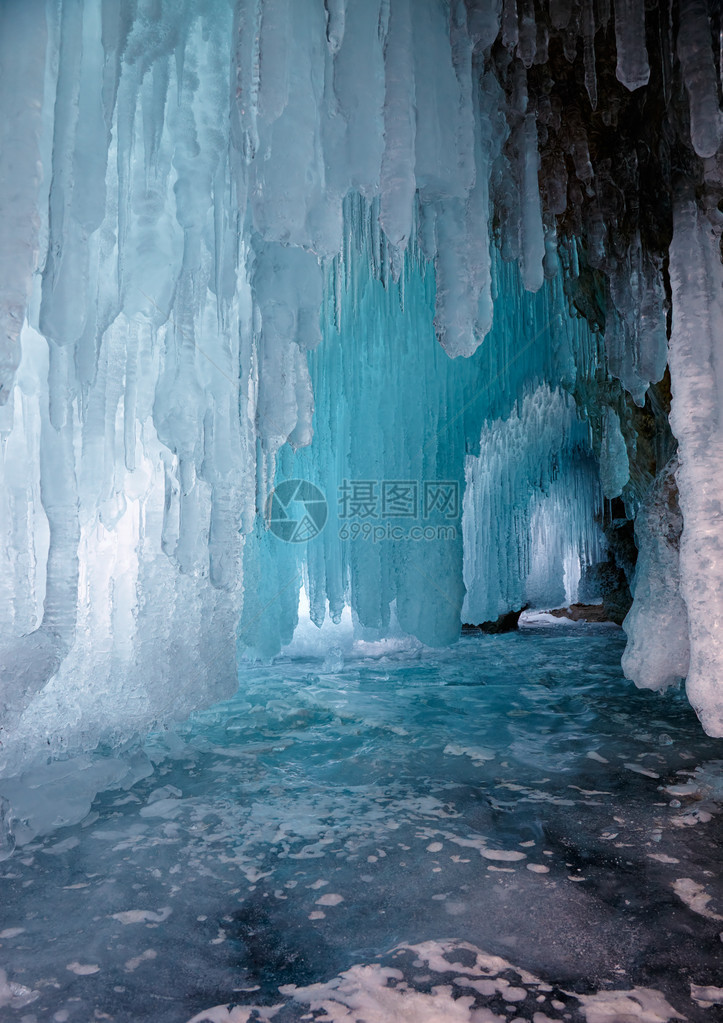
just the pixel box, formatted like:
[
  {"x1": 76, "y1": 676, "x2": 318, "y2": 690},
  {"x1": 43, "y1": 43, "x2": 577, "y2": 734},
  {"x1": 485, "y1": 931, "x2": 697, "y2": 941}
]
[
  {"x1": 667, "y1": 203, "x2": 723, "y2": 736},
  {"x1": 599, "y1": 407, "x2": 630, "y2": 500},
  {"x1": 0, "y1": 0, "x2": 47, "y2": 401},
  {"x1": 519, "y1": 95, "x2": 546, "y2": 294},
  {"x1": 677, "y1": 0, "x2": 723, "y2": 160},
  {"x1": 613, "y1": 0, "x2": 650, "y2": 91}
]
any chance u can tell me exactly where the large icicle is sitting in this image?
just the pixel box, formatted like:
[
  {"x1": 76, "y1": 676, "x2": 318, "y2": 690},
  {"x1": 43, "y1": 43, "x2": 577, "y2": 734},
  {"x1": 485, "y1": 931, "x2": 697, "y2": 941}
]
[
  {"x1": 599, "y1": 407, "x2": 629, "y2": 499},
  {"x1": 613, "y1": 0, "x2": 650, "y2": 91},
  {"x1": 379, "y1": 0, "x2": 416, "y2": 252},
  {"x1": 667, "y1": 202, "x2": 723, "y2": 735},
  {"x1": 0, "y1": 0, "x2": 47, "y2": 402},
  {"x1": 677, "y1": 0, "x2": 723, "y2": 159}
]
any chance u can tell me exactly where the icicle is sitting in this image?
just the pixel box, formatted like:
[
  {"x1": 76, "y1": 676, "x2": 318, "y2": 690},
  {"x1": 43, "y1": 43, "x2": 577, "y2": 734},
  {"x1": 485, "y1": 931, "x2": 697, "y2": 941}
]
[
  {"x1": 501, "y1": 0, "x2": 519, "y2": 52},
  {"x1": 677, "y1": 0, "x2": 723, "y2": 159},
  {"x1": 517, "y1": 0, "x2": 537, "y2": 69},
  {"x1": 232, "y1": 0, "x2": 262, "y2": 164},
  {"x1": 562, "y1": 5, "x2": 581, "y2": 63},
  {"x1": 582, "y1": 0, "x2": 598, "y2": 110},
  {"x1": 434, "y1": 198, "x2": 484, "y2": 356},
  {"x1": 668, "y1": 202, "x2": 723, "y2": 735},
  {"x1": 465, "y1": 0, "x2": 502, "y2": 52},
  {"x1": 39, "y1": 0, "x2": 88, "y2": 348},
  {"x1": 40, "y1": 364, "x2": 80, "y2": 644},
  {"x1": 332, "y1": 0, "x2": 385, "y2": 199},
  {"x1": 597, "y1": 0, "x2": 611, "y2": 29},
  {"x1": 324, "y1": 0, "x2": 346, "y2": 54},
  {"x1": 252, "y1": 0, "x2": 327, "y2": 247},
  {"x1": 543, "y1": 216, "x2": 560, "y2": 279},
  {"x1": 613, "y1": 0, "x2": 650, "y2": 91},
  {"x1": 519, "y1": 108, "x2": 545, "y2": 293},
  {"x1": 599, "y1": 407, "x2": 629, "y2": 498},
  {"x1": 0, "y1": 0, "x2": 47, "y2": 402},
  {"x1": 550, "y1": 0, "x2": 572, "y2": 31},
  {"x1": 413, "y1": 0, "x2": 472, "y2": 200},
  {"x1": 379, "y1": 0, "x2": 416, "y2": 251}
]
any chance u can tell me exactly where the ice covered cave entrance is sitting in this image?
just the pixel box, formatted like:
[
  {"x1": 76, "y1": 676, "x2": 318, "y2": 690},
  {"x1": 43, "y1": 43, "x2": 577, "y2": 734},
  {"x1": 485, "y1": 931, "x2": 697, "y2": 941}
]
[{"x1": 1, "y1": 1, "x2": 723, "y2": 1020}]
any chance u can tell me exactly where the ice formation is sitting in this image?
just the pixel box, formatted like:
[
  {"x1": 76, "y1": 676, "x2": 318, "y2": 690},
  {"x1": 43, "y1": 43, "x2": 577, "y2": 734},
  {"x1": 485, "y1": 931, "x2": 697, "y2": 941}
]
[
  {"x1": 621, "y1": 458, "x2": 690, "y2": 693},
  {"x1": 0, "y1": 0, "x2": 722, "y2": 775},
  {"x1": 667, "y1": 202, "x2": 723, "y2": 735},
  {"x1": 463, "y1": 384, "x2": 601, "y2": 624}
]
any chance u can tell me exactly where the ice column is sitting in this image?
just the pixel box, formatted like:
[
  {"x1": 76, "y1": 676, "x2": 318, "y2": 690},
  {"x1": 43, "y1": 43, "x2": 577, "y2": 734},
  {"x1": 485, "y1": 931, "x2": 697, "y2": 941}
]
[
  {"x1": 622, "y1": 459, "x2": 690, "y2": 692},
  {"x1": 667, "y1": 202, "x2": 723, "y2": 735}
]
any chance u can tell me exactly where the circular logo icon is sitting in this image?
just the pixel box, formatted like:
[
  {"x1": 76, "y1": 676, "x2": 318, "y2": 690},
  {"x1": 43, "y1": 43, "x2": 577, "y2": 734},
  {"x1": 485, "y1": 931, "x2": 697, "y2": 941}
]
[{"x1": 266, "y1": 479, "x2": 328, "y2": 543}]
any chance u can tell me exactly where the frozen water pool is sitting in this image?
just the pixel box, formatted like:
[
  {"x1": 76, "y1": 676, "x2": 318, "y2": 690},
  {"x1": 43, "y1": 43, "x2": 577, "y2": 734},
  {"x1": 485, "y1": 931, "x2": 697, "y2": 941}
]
[{"x1": 0, "y1": 627, "x2": 722, "y2": 1022}]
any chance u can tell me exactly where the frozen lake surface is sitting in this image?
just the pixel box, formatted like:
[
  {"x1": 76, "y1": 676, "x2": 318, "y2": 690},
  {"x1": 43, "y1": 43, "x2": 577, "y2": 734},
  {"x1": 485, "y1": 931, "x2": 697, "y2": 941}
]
[{"x1": 1, "y1": 628, "x2": 722, "y2": 1021}]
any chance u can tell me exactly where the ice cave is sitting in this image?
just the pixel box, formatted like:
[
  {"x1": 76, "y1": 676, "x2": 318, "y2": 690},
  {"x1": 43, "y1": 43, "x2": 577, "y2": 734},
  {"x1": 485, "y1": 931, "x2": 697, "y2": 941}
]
[{"x1": 1, "y1": 0, "x2": 723, "y2": 1019}]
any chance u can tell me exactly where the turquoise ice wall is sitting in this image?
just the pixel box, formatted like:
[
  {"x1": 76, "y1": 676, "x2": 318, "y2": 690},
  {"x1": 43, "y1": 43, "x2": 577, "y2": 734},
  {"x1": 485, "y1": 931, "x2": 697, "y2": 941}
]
[{"x1": 238, "y1": 197, "x2": 604, "y2": 657}]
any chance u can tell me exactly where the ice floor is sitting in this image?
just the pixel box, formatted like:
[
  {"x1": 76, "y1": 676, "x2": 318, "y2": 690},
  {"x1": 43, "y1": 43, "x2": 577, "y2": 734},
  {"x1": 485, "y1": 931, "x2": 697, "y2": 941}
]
[{"x1": 1, "y1": 627, "x2": 722, "y2": 1022}]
